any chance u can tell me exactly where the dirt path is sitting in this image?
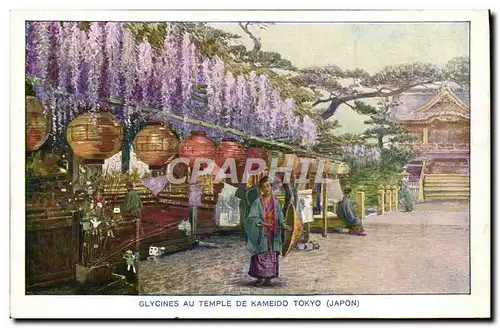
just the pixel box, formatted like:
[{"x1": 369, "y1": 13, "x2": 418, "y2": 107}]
[{"x1": 139, "y1": 201, "x2": 469, "y2": 295}]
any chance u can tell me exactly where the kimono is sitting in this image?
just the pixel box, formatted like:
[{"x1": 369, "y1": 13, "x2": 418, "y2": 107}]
[
  {"x1": 337, "y1": 195, "x2": 363, "y2": 227},
  {"x1": 121, "y1": 189, "x2": 143, "y2": 217},
  {"x1": 235, "y1": 186, "x2": 250, "y2": 227},
  {"x1": 244, "y1": 195, "x2": 285, "y2": 279},
  {"x1": 399, "y1": 184, "x2": 414, "y2": 212}
]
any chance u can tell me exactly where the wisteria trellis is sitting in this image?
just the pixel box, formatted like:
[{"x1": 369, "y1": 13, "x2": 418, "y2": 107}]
[{"x1": 26, "y1": 21, "x2": 318, "y2": 147}]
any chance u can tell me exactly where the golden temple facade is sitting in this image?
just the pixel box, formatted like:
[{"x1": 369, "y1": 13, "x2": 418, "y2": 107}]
[{"x1": 391, "y1": 84, "x2": 470, "y2": 201}]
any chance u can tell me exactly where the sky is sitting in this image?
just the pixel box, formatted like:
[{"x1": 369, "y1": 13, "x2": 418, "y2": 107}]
[{"x1": 210, "y1": 23, "x2": 470, "y2": 134}]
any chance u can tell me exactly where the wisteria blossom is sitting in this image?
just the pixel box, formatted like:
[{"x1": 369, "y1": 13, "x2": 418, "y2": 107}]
[
  {"x1": 301, "y1": 115, "x2": 318, "y2": 148},
  {"x1": 105, "y1": 22, "x2": 122, "y2": 101},
  {"x1": 341, "y1": 144, "x2": 381, "y2": 169},
  {"x1": 86, "y1": 22, "x2": 103, "y2": 108},
  {"x1": 222, "y1": 71, "x2": 237, "y2": 128},
  {"x1": 25, "y1": 21, "x2": 317, "y2": 146},
  {"x1": 121, "y1": 28, "x2": 137, "y2": 122}
]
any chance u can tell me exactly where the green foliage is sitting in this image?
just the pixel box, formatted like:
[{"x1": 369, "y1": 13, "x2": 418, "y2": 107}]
[
  {"x1": 338, "y1": 98, "x2": 415, "y2": 206},
  {"x1": 341, "y1": 160, "x2": 404, "y2": 207},
  {"x1": 313, "y1": 131, "x2": 370, "y2": 157},
  {"x1": 26, "y1": 151, "x2": 69, "y2": 178},
  {"x1": 362, "y1": 62, "x2": 441, "y2": 88},
  {"x1": 25, "y1": 76, "x2": 36, "y2": 96},
  {"x1": 354, "y1": 97, "x2": 418, "y2": 150},
  {"x1": 292, "y1": 57, "x2": 469, "y2": 120},
  {"x1": 443, "y1": 56, "x2": 470, "y2": 89}
]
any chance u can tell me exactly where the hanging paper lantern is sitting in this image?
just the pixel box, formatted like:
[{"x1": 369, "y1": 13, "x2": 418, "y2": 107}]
[
  {"x1": 172, "y1": 162, "x2": 189, "y2": 180},
  {"x1": 66, "y1": 110, "x2": 123, "y2": 161},
  {"x1": 133, "y1": 122, "x2": 179, "y2": 168},
  {"x1": 309, "y1": 158, "x2": 331, "y2": 177},
  {"x1": 298, "y1": 157, "x2": 314, "y2": 177},
  {"x1": 284, "y1": 153, "x2": 301, "y2": 177},
  {"x1": 323, "y1": 159, "x2": 331, "y2": 176},
  {"x1": 215, "y1": 138, "x2": 245, "y2": 173},
  {"x1": 245, "y1": 147, "x2": 268, "y2": 171},
  {"x1": 267, "y1": 149, "x2": 285, "y2": 167},
  {"x1": 179, "y1": 131, "x2": 216, "y2": 169},
  {"x1": 26, "y1": 96, "x2": 51, "y2": 151}
]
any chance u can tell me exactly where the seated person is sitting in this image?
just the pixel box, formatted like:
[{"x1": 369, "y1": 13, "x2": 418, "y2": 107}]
[{"x1": 337, "y1": 187, "x2": 367, "y2": 236}]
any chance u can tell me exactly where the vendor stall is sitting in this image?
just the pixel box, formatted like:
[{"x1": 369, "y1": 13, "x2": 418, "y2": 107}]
[{"x1": 23, "y1": 21, "x2": 345, "y2": 292}]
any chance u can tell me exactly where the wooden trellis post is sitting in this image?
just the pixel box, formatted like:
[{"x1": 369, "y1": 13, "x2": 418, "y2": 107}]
[
  {"x1": 356, "y1": 186, "x2": 366, "y2": 220},
  {"x1": 377, "y1": 184, "x2": 385, "y2": 215},
  {"x1": 385, "y1": 185, "x2": 392, "y2": 213},
  {"x1": 391, "y1": 185, "x2": 398, "y2": 211},
  {"x1": 418, "y1": 177, "x2": 425, "y2": 202},
  {"x1": 321, "y1": 183, "x2": 327, "y2": 237}
]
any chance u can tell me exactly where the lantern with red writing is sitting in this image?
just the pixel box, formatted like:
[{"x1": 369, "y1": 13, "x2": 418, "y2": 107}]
[
  {"x1": 26, "y1": 96, "x2": 51, "y2": 151},
  {"x1": 215, "y1": 138, "x2": 245, "y2": 175},
  {"x1": 179, "y1": 131, "x2": 216, "y2": 171},
  {"x1": 244, "y1": 147, "x2": 268, "y2": 186},
  {"x1": 245, "y1": 147, "x2": 268, "y2": 171}
]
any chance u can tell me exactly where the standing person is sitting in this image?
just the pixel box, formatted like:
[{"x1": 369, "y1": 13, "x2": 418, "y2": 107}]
[
  {"x1": 243, "y1": 176, "x2": 291, "y2": 287},
  {"x1": 337, "y1": 187, "x2": 367, "y2": 236},
  {"x1": 121, "y1": 182, "x2": 143, "y2": 218},
  {"x1": 398, "y1": 179, "x2": 414, "y2": 212}
]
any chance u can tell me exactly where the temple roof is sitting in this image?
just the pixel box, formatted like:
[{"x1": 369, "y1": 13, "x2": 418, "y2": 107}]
[{"x1": 390, "y1": 84, "x2": 470, "y2": 122}]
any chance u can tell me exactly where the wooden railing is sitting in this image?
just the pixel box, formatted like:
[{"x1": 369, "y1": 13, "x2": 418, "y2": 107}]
[{"x1": 408, "y1": 142, "x2": 469, "y2": 151}]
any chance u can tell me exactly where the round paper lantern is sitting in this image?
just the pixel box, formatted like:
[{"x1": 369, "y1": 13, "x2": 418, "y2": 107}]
[
  {"x1": 323, "y1": 159, "x2": 331, "y2": 176},
  {"x1": 267, "y1": 149, "x2": 285, "y2": 167},
  {"x1": 298, "y1": 157, "x2": 314, "y2": 176},
  {"x1": 179, "y1": 131, "x2": 216, "y2": 168},
  {"x1": 245, "y1": 147, "x2": 268, "y2": 171},
  {"x1": 309, "y1": 158, "x2": 331, "y2": 177},
  {"x1": 133, "y1": 122, "x2": 179, "y2": 168},
  {"x1": 66, "y1": 110, "x2": 123, "y2": 161},
  {"x1": 26, "y1": 96, "x2": 51, "y2": 151},
  {"x1": 284, "y1": 154, "x2": 301, "y2": 176},
  {"x1": 172, "y1": 162, "x2": 189, "y2": 180},
  {"x1": 215, "y1": 138, "x2": 245, "y2": 173}
]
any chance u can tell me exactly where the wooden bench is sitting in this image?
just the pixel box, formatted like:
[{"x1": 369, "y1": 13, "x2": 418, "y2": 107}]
[{"x1": 308, "y1": 212, "x2": 348, "y2": 233}]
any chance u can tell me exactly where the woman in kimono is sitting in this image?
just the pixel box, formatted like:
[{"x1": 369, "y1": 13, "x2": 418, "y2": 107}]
[
  {"x1": 243, "y1": 176, "x2": 291, "y2": 287},
  {"x1": 337, "y1": 187, "x2": 367, "y2": 236},
  {"x1": 398, "y1": 180, "x2": 414, "y2": 212}
]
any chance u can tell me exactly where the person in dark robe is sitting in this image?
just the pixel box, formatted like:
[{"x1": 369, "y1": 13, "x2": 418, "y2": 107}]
[
  {"x1": 243, "y1": 176, "x2": 291, "y2": 287},
  {"x1": 337, "y1": 186, "x2": 367, "y2": 236},
  {"x1": 121, "y1": 182, "x2": 143, "y2": 218},
  {"x1": 398, "y1": 180, "x2": 414, "y2": 212},
  {"x1": 235, "y1": 183, "x2": 249, "y2": 228}
]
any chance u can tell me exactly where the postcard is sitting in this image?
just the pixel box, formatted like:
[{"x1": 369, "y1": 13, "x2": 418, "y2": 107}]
[{"x1": 10, "y1": 9, "x2": 490, "y2": 319}]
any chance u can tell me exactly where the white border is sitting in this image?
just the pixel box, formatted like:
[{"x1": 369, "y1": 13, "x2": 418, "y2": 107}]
[{"x1": 9, "y1": 10, "x2": 490, "y2": 319}]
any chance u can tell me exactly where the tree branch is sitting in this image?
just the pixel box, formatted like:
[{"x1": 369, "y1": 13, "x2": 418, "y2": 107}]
[
  {"x1": 238, "y1": 22, "x2": 261, "y2": 53},
  {"x1": 312, "y1": 97, "x2": 334, "y2": 107},
  {"x1": 320, "y1": 80, "x2": 435, "y2": 120},
  {"x1": 340, "y1": 100, "x2": 356, "y2": 111}
]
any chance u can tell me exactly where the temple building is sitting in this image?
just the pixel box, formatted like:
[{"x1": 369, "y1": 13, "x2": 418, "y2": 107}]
[{"x1": 390, "y1": 84, "x2": 470, "y2": 201}]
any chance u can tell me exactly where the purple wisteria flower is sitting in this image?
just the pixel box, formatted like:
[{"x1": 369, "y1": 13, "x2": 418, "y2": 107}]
[{"x1": 25, "y1": 21, "x2": 316, "y2": 144}]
